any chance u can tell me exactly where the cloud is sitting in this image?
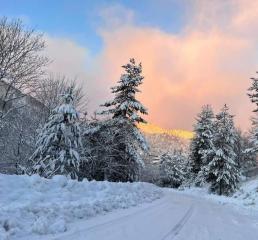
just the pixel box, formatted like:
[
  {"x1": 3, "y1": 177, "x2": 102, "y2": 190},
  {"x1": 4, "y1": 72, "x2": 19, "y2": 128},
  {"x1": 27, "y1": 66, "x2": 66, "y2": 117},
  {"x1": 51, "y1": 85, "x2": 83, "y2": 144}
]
[
  {"x1": 44, "y1": 36, "x2": 113, "y2": 114},
  {"x1": 97, "y1": 4, "x2": 134, "y2": 30},
  {"x1": 44, "y1": 1, "x2": 258, "y2": 130},
  {"x1": 45, "y1": 36, "x2": 88, "y2": 79},
  {"x1": 93, "y1": 0, "x2": 258, "y2": 130}
]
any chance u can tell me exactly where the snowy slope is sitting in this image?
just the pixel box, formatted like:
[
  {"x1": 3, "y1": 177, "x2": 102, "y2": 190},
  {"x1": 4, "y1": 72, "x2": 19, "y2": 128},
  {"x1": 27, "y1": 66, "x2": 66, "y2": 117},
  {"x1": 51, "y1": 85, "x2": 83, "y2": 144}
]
[
  {"x1": 180, "y1": 176, "x2": 258, "y2": 212},
  {"x1": 0, "y1": 174, "x2": 162, "y2": 240},
  {"x1": 233, "y1": 177, "x2": 258, "y2": 207}
]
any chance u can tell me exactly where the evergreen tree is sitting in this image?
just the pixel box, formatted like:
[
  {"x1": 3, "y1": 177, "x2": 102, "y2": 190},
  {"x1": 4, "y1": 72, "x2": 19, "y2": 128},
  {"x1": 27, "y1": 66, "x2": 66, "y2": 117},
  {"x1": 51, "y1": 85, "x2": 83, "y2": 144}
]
[
  {"x1": 247, "y1": 74, "x2": 258, "y2": 153},
  {"x1": 201, "y1": 105, "x2": 240, "y2": 196},
  {"x1": 101, "y1": 58, "x2": 148, "y2": 124},
  {"x1": 247, "y1": 73, "x2": 258, "y2": 112},
  {"x1": 190, "y1": 105, "x2": 215, "y2": 178},
  {"x1": 234, "y1": 129, "x2": 257, "y2": 172},
  {"x1": 80, "y1": 117, "x2": 148, "y2": 182},
  {"x1": 249, "y1": 115, "x2": 258, "y2": 149},
  {"x1": 29, "y1": 87, "x2": 81, "y2": 179},
  {"x1": 159, "y1": 151, "x2": 186, "y2": 188},
  {"x1": 99, "y1": 58, "x2": 148, "y2": 181}
]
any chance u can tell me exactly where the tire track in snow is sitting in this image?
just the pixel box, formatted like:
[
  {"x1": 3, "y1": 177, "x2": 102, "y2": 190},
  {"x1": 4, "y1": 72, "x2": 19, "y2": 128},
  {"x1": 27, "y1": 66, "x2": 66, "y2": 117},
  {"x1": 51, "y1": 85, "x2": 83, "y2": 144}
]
[{"x1": 161, "y1": 204, "x2": 195, "y2": 240}]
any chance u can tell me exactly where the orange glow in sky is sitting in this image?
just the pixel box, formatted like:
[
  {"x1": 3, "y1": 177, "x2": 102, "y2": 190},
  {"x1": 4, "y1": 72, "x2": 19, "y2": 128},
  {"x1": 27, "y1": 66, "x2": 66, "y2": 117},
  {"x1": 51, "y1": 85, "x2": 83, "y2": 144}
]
[{"x1": 45, "y1": 0, "x2": 258, "y2": 131}]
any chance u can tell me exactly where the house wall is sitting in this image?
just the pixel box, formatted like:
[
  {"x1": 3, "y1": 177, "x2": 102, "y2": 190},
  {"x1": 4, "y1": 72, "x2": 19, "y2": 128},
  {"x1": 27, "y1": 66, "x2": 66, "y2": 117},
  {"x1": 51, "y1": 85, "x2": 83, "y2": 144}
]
[{"x1": 0, "y1": 81, "x2": 48, "y2": 174}]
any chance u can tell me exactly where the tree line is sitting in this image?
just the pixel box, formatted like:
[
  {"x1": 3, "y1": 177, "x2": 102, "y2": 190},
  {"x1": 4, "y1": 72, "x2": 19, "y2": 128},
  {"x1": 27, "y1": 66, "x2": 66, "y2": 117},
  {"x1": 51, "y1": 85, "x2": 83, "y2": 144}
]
[
  {"x1": 1, "y1": 17, "x2": 258, "y2": 196},
  {"x1": 160, "y1": 82, "x2": 258, "y2": 196},
  {"x1": 25, "y1": 58, "x2": 149, "y2": 182}
]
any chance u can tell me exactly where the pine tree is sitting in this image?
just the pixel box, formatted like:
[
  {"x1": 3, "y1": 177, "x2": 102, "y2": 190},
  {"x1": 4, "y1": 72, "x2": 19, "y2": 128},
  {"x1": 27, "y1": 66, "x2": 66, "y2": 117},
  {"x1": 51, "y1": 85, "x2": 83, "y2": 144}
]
[
  {"x1": 101, "y1": 58, "x2": 148, "y2": 124},
  {"x1": 190, "y1": 105, "x2": 215, "y2": 178},
  {"x1": 247, "y1": 73, "x2": 258, "y2": 153},
  {"x1": 248, "y1": 73, "x2": 258, "y2": 112},
  {"x1": 159, "y1": 151, "x2": 186, "y2": 188},
  {"x1": 234, "y1": 129, "x2": 257, "y2": 172},
  {"x1": 80, "y1": 118, "x2": 148, "y2": 182},
  {"x1": 29, "y1": 87, "x2": 81, "y2": 179},
  {"x1": 202, "y1": 105, "x2": 240, "y2": 196},
  {"x1": 99, "y1": 58, "x2": 149, "y2": 181}
]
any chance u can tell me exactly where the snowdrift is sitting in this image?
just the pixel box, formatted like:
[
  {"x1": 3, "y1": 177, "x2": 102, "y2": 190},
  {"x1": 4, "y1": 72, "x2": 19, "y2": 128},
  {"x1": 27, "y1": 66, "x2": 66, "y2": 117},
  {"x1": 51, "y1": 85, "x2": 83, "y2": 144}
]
[
  {"x1": 181, "y1": 177, "x2": 258, "y2": 212},
  {"x1": 0, "y1": 174, "x2": 162, "y2": 239}
]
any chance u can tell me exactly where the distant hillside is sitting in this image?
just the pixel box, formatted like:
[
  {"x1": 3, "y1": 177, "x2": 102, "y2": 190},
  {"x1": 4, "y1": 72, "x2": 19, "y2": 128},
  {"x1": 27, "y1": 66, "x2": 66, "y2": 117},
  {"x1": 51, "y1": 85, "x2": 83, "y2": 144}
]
[
  {"x1": 138, "y1": 123, "x2": 192, "y2": 161},
  {"x1": 138, "y1": 123, "x2": 194, "y2": 140}
]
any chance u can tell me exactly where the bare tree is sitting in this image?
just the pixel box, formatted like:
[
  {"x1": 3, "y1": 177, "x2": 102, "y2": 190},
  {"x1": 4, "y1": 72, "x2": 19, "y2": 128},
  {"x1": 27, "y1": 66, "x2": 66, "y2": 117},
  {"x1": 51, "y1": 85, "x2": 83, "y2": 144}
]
[
  {"x1": 0, "y1": 17, "x2": 49, "y2": 173},
  {"x1": 35, "y1": 74, "x2": 87, "y2": 117},
  {"x1": 0, "y1": 17, "x2": 49, "y2": 123}
]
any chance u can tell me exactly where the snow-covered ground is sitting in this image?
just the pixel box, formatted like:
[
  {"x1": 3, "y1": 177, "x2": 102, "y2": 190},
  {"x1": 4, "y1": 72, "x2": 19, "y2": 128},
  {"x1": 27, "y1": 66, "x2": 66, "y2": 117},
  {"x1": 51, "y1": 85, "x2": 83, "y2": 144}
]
[
  {"x1": 25, "y1": 183, "x2": 258, "y2": 240},
  {"x1": 0, "y1": 174, "x2": 162, "y2": 240},
  {"x1": 1, "y1": 174, "x2": 258, "y2": 240},
  {"x1": 180, "y1": 176, "x2": 258, "y2": 212}
]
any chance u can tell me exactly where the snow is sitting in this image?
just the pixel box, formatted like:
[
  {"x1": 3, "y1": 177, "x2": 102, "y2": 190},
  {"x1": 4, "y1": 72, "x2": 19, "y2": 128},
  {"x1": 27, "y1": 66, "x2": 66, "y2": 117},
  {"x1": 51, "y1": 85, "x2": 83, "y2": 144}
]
[
  {"x1": 24, "y1": 186, "x2": 258, "y2": 240},
  {"x1": 180, "y1": 176, "x2": 258, "y2": 214},
  {"x1": 1, "y1": 173, "x2": 258, "y2": 240},
  {"x1": 0, "y1": 174, "x2": 162, "y2": 240}
]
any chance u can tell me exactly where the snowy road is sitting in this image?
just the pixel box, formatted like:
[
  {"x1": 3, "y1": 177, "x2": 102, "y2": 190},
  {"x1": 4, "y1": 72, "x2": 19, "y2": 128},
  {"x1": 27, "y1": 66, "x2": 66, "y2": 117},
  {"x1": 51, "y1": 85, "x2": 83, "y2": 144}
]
[{"x1": 43, "y1": 191, "x2": 258, "y2": 240}]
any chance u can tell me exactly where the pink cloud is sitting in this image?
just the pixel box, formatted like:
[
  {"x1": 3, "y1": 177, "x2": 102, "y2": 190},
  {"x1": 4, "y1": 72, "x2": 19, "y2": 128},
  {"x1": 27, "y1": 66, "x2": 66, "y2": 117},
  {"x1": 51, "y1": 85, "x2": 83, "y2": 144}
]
[
  {"x1": 46, "y1": 1, "x2": 258, "y2": 130},
  {"x1": 92, "y1": 1, "x2": 258, "y2": 130}
]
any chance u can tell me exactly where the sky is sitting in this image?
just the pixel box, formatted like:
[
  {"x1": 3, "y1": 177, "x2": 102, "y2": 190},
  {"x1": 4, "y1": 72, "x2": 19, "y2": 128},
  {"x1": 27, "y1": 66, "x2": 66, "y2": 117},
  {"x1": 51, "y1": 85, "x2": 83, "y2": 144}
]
[{"x1": 1, "y1": 0, "x2": 258, "y2": 131}]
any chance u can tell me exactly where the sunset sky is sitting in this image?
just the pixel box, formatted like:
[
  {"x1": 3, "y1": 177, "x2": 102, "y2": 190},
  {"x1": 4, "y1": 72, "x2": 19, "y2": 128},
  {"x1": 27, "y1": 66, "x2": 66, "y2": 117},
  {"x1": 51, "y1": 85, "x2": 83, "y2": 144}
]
[{"x1": 1, "y1": 0, "x2": 258, "y2": 130}]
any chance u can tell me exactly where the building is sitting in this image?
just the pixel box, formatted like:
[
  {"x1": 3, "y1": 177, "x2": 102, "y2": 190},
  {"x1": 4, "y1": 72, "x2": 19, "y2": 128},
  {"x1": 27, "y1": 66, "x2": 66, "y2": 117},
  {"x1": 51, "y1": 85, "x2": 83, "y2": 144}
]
[{"x1": 0, "y1": 80, "x2": 47, "y2": 173}]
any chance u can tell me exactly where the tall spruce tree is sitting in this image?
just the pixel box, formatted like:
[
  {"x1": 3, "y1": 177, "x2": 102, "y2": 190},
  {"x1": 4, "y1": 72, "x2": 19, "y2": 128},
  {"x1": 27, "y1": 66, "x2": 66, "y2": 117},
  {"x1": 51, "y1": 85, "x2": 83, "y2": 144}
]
[
  {"x1": 100, "y1": 58, "x2": 148, "y2": 181},
  {"x1": 101, "y1": 58, "x2": 148, "y2": 124},
  {"x1": 190, "y1": 105, "x2": 215, "y2": 178},
  {"x1": 248, "y1": 73, "x2": 258, "y2": 112},
  {"x1": 236, "y1": 129, "x2": 257, "y2": 171},
  {"x1": 202, "y1": 105, "x2": 239, "y2": 196},
  {"x1": 247, "y1": 74, "x2": 258, "y2": 152},
  {"x1": 29, "y1": 87, "x2": 81, "y2": 179}
]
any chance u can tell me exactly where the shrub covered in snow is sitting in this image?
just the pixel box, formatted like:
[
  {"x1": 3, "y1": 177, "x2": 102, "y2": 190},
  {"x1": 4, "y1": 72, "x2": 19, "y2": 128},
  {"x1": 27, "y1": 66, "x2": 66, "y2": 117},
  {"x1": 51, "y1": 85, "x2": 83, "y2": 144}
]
[{"x1": 0, "y1": 174, "x2": 162, "y2": 240}]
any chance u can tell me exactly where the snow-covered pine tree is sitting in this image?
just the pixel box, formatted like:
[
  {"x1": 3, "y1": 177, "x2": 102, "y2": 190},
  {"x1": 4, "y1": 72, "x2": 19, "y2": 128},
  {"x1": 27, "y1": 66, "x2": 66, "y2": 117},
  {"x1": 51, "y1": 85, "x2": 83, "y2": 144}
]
[
  {"x1": 190, "y1": 105, "x2": 215, "y2": 178},
  {"x1": 234, "y1": 129, "x2": 245, "y2": 169},
  {"x1": 80, "y1": 117, "x2": 148, "y2": 182},
  {"x1": 236, "y1": 116, "x2": 258, "y2": 174},
  {"x1": 247, "y1": 73, "x2": 258, "y2": 112},
  {"x1": 159, "y1": 151, "x2": 186, "y2": 188},
  {"x1": 101, "y1": 58, "x2": 148, "y2": 124},
  {"x1": 233, "y1": 129, "x2": 257, "y2": 172},
  {"x1": 29, "y1": 87, "x2": 81, "y2": 179},
  {"x1": 99, "y1": 58, "x2": 148, "y2": 182},
  {"x1": 202, "y1": 105, "x2": 240, "y2": 196},
  {"x1": 247, "y1": 74, "x2": 258, "y2": 153}
]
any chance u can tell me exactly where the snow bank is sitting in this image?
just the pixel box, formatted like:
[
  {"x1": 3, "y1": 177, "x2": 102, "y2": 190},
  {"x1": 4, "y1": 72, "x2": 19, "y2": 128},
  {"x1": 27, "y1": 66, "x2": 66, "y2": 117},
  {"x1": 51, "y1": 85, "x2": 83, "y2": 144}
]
[
  {"x1": 179, "y1": 177, "x2": 258, "y2": 213},
  {"x1": 0, "y1": 174, "x2": 162, "y2": 240}
]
